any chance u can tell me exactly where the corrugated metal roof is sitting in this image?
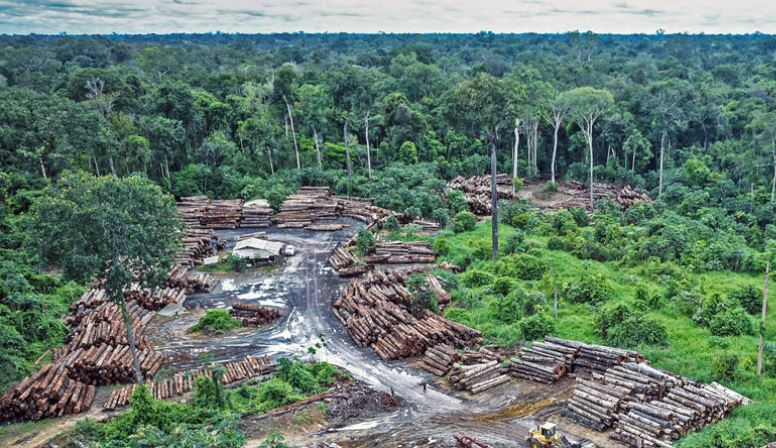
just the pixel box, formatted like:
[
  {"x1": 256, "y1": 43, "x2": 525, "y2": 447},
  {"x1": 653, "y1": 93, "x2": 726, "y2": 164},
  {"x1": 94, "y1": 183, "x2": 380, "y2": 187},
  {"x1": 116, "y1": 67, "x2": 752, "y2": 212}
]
[{"x1": 233, "y1": 238, "x2": 284, "y2": 254}]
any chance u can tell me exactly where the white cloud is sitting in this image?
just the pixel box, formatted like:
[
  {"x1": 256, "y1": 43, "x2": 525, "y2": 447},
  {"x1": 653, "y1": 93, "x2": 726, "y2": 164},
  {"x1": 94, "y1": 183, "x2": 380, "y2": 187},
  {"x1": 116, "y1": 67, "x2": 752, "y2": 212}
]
[{"x1": 0, "y1": 0, "x2": 773, "y2": 34}]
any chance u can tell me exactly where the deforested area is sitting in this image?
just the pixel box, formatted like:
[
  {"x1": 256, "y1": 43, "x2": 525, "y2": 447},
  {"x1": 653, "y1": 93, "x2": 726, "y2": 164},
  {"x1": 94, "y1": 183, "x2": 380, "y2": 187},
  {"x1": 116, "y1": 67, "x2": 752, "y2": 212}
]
[{"x1": 1, "y1": 20, "x2": 776, "y2": 448}]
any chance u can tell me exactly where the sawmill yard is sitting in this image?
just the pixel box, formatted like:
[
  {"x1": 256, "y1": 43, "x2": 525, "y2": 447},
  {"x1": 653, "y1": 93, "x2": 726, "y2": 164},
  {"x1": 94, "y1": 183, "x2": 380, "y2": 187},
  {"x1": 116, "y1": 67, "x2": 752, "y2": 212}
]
[{"x1": 0, "y1": 180, "x2": 771, "y2": 448}]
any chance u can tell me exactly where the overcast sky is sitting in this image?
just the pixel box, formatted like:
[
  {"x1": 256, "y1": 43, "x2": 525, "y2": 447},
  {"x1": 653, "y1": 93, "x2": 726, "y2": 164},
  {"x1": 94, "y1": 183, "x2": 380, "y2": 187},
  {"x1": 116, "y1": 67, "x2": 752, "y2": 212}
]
[{"x1": 1, "y1": 0, "x2": 774, "y2": 35}]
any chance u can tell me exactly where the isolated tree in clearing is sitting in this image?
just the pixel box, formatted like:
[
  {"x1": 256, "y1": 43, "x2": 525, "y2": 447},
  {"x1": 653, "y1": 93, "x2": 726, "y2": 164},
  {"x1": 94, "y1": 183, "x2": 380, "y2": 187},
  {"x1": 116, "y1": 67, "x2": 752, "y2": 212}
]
[{"x1": 28, "y1": 171, "x2": 182, "y2": 382}]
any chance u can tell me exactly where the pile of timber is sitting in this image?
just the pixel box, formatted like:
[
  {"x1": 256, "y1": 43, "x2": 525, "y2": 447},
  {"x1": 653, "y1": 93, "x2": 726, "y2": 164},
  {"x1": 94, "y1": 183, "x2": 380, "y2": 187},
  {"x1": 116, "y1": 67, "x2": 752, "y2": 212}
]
[
  {"x1": 454, "y1": 433, "x2": 494, "y2": 448},
  {"x1": 446, "y1": 174, "x2": 514, "y2": 215},
  {"x1": 103, "y1": 355, "x2": 275, "y2": 411},
  {"x1": 229, "y1": 301, "x2": 281, "y2": 326},
  {"x1": 276, "y1": 187, "x2": 339, "y2": 228},
  {"x1": 0, "y1": 364, "x2": 97, "y2": 423},
  {"x1": 510, "y1": 340, "x2": 576, "y2": 383},
  {"x1": 333, "y1": 269, "x2": 482, "y2": 360},
  {"x1": 241, "y1": 199, "x2": 273, "y2": 227},
  {"x1": 550, "y1": 181, "x2": 652, "y2": 211},
  {"x1": 64, "y1": 301, "x2": 153, "y2": 351},
  {"x1": 364, "y1": 240, "x2": 438, "y2": 265},
  {"x1": 611, "y1": 382, "x2": 750, "y2": 447},
  {"x1": 543, "y1": 336, "x2": 644, "y2": 375},
  {"x1": 420, "y1": 344, "x2": 461, "y2": 376},
  {"x1": 175, "y1": 228, "x2": 221, "y2": 267},
  {"x1": 177, "y1": 195, "x2": 210, "y2": 228},
  {"x1": 449, "y1": 360, "x2": 511, "y2": 394},
  {"x1": 334, "y1": 196, "x2": 396, "y2": 227},
  {"x1": 412, "y1": 219, "x2": 441, "y2": 232},
  {"x1": 63, "y1": 344, "x2": 163, "y2": 386},
  {"x1": 199, "y1": 199, "x2": 244, "y2": 229},
  {"x1": 328, "y1": 245, "x2": 363, "y2": 276},
  {"x1": 166, "y1": 264, "x2": 216, "y2": 293}
]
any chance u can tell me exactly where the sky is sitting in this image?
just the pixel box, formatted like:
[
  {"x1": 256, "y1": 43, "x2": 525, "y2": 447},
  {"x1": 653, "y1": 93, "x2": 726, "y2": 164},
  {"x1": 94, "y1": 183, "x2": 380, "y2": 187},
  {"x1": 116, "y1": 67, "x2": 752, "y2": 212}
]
[{"x1": 0, "y1": 0, "x2": 774, "y2": 35}]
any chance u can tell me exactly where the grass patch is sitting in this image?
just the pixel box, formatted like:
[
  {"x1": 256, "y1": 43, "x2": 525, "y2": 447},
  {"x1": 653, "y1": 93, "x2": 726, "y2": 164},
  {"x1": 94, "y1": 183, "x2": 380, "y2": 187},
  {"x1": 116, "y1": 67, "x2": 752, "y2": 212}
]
[{"x1": 188, "y1": 309, "x2": 242, "y2": 334}]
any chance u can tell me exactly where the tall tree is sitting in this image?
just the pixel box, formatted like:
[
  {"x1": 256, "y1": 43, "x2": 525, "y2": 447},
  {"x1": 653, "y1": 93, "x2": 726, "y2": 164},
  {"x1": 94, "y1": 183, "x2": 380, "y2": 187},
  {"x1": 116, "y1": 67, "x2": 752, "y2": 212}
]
[
  {"x1": 545, "y1": 93, "x2": 571, "y2": 185},
  {"x1": 645, "y1": 79, "x2": 691, "y2": 197},
  {"x1": 28, "y1": 172, "x2": 182, "y2": 382},
  {"x1": 563, "y1": 87, "x2": 614, "y2": 207}
]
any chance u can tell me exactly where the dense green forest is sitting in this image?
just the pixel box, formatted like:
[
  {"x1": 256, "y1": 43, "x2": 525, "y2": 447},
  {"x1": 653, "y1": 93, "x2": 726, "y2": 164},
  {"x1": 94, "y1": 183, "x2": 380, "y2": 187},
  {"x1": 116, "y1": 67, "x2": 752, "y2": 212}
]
[{"x1": 0, "y1": 33, "x2": 775, "y2": 446}]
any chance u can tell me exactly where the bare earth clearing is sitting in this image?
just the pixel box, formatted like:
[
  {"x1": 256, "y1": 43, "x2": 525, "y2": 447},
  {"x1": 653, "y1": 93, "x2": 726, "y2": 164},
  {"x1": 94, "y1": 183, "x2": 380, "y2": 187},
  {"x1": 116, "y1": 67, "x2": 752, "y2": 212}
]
[{"x1": 2, "y1": 220, "x2": 616, "y2": 448}]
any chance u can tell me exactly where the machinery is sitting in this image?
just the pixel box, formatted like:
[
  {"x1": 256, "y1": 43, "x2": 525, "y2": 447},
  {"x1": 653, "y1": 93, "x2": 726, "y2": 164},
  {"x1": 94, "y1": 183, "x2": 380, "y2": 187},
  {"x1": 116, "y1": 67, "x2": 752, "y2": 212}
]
[
  {"x1": 525, "y1": 422, "x2": 598, "y2": 448},
  {"x1": 526, "y1": 422, "x2": 561, "y2": 447}
]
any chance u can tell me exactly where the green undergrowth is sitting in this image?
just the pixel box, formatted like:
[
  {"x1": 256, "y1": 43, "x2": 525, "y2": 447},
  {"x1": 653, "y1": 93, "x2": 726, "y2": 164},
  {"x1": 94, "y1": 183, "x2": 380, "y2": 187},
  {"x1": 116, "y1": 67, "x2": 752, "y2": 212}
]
[
  {"x1": 188, "y1": 309, "x2": 242, "y2": 334},
  {"x1": 67, "y1": 358, "x2": 339, "y2": 448},
  {"x1": 437, "y1": 220, "x2": 776, "y2": 447}
]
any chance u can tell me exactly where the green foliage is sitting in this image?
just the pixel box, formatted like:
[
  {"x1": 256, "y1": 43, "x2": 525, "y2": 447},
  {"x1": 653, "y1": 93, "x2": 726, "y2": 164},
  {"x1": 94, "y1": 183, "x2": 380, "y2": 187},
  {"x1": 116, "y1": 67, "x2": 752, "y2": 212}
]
[
  {"x1": 519, "y1": 313, "x2": 556, "y2": 341},
  {"x1": 729, "y1": 285, "x2": 763, "y2": 315},
  {"x1": 431, "y1": 208, "x2": 449, "y2": 227},
  {"x1": 275, "y1": 357, "x2": 338, "y2": 395},
  {"x1": 452, "y1": 211, "x2": 477, "y2": 233},
  {"x1": 226, "y1": 254, "x2": 249, "y2": 272},
  {"x1": 189, "y1": 309, "x2": 242, "y2": 334},
  {"x1": 407, "y1": 273, "x2": 439, "y2": 317},
  {"x1": 504, "y1": 231, "x2": 527, "y2": 254},
  {"x1": 383, "y1": 215, "x2": 400, "y2": 231},
  {"x1": 355, "y1": 226, "x2": 376, "y2": 255},
  {"x1": 595, "y1": 303, "x2": 668, "y2": 348},
  {"x1": 563, "y1": 272, "x2": 612, "y2": 304},
  {"x1": 445, "y1": 190, "x2": 469, "y2": 214},
  {"x1": 433, "y1": 238, "x2": 451, "y2": 256},
  {"x1": 708, "y1": 308, "x2": 754, "y2": 337},
  {"x1": 712, "y1": 353, "x2": 739, "y2": 382}
]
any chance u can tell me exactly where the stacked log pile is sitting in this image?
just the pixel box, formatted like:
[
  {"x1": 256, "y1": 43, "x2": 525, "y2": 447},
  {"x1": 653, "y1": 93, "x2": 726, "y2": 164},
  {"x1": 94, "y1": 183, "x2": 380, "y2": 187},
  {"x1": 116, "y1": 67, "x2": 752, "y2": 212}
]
[
  {"x1": 510, "y1": 340, "x2": 575, "y2": 383},
  {"x1": 200, "y1": 199, "x2": 243, "y2": 229},
  {"x1": 333, "y1": 269, "x2": 482, "y2": 361},
  {"x1": 64, "y1": 345, "x2": 164, "y2": 386},
  {"x1": 177, "y1": 195, "x2": 210, "y2": 228},
  {"x1": 175, "y1": 228, "x2": 221, "y2": 267},
  {"x1": 166, "y1": 264, "x2": 216, "y2": 293},
  {"x1": 364, "y1": 240, "x2": 438, "y2": 265},
  {"x1": 229, "y1": 301, "x2": 281, "y2": 325},
  {"x1": 0, "y1": 364, "x2": 97, "y2": 423},
  {"x1": 328, "y1": 245, "x2": 363, "y2": 276},
  {"x1": 412, "y1": 219, "x2": 441, "y2": 232},
  {"x1": 611, "y1": 382, "x2": 750, "y2": 447},
  {"x1": 449, "y1": 360, "x2": 511, "y2": 394},
  {"x1": 420, "y1": 344, "x2": 461, "y2": 376},
  {"x1": 334, "y1": 196, "x2": 396, "y2": 226},
  {"x1": 543, "y1": 336, "x2": 644, "y2": 375},
  {"x1": 103, "y1": 355, "x2": 275, "y2": 411},
  {"x1": 241, "y1": 199, "x2": 273, "y2": 227},
  {"x1": 64, "y1": 301, "x2": 153, "y2": 351},
  {"x1": 549, "y1": 181, "x2": 652, "y2": 211},
  {"x1": 276, "y1": 187, "x2": 339, "y2": 228},
  {"x1": 446, "y1": 174, "x2": 514, "y2": 215}
]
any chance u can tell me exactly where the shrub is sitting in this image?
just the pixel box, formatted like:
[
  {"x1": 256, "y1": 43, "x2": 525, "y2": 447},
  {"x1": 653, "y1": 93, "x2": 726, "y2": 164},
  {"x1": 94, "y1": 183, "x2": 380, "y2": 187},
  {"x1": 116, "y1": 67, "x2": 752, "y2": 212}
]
[
  {"x1": 355, "y1": 227, "x2": 376, "y2": 255},
  {"x1": 492, "y1": 276, "x2": 515, "y2": 296},
  {"x1": 547, "y1": 236, "x2": 564, "y2": 250},
  {"x1": 563, "y1": 273, "x2": 612, "y2": 304},
  {"x1": 189, "y1": 309, "x2": 241, "y2": 334},
  {"x1": 504, "y1": 231, "x2": 527, "y2": 254},
  {"x1": 445, "y1": 189, "x2": 469, "y2": 214},
  {"x1": 568, "y1": 207, "x2": 589, "y2": 227},
  {"x1": 712, "y1": 353, "x2": 739, "y2": 382},
  {"x1": 461, "y1": 269, "x2": 494, "y2": 288},
  {"x1": 226, "y1": 254, "x2": 248, "y2": 272},
  {"x1": 540, "y1": 181, "x2": 559, "y2": 193},
  {"x1": 519, "y1": 313, "x2": 555, "y2": 341},
  {"x1": 433, "y1": 237, "x2": 451, "y2": 256},
  {"x1": 729, "y1": 285, "x2": 762, "y2": 315},
  {"x1": 595, "y1": 303, "x2": 668, "y2": 348},
  {"x1": 510, "y1": 254, "x2": 547, "y2": 280},
  {"x1": 431, "y1": 208, "x2": 450, "y2": 227},
  {"x1": 452, "y1": 211, "x2": 477, "y2": 233},
  {"x1": 708, "y1": 308, "x2": 754, "y2": 337},
  {"x1": 404, "y1": 206, "x2": 422, "y2": 219},
  {"x1": 550, "y1": 210, "x2": 579, "y2": 236},
  {"x1": 383, "y1": 215, "x2": 400, "y2": 231}
]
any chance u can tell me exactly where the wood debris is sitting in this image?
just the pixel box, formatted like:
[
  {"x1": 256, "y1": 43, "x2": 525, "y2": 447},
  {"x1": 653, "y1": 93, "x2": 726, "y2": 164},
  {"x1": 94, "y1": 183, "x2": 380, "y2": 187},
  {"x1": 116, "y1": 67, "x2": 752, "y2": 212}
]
[
  {"x1": 103, "y1": 355, "x2": 275, "y2": 411},
  {"x1": 177, "y1": 196, "x2": 273, "y2": 229},
  {"x1": 446, "y1": 174, "x2": 514, "y2": 215},
  {"x1": 547, "y1": 181, "x2": 652, "y2": 211},
  {"x1": 449, "y1": 360, "x2": 511, "y2": 394},
  {"x1": 329, "y1": 239, "x2": 438, "y2": 277},
  {"x1": 332, "y1": 269, "x2": 482, "y2": 361},
  {"x1": 454, "y1": 433, "x2": 494, "y2": 448},
  {"x1": 229, "y1": 301, "x2": 281, "y2": 326}
]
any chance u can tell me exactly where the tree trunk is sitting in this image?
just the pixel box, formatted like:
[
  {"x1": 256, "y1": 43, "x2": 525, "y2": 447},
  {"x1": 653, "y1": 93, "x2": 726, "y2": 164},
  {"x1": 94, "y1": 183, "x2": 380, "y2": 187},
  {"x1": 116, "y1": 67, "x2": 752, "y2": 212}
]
[
  {"x1": 39, "y1": 156, "x2": 48, "y2": 181},
  {"x1": 553, "y1": 288, "x2": 558, "y2": 319},
  {"x1": 93, "y1": 156, "x2": 101, "y2": 177},
  {"x1": 771, "y1": 139, "x2": 775, "y2": 203},
  {"x1": 757, "y1": 260, "x2": 770, "y2": 377},
  {"x1": 512, "y1": 120, "x2": 520, "y2": 193},
  {"x1": 588, "y1": 121, "x2": 595, "y2": 208},
  {"x1": 658, "y1": 131, "x2": 666, "y2": 197},
  {"x1": 365, "y1": 112, "x2": 372, "y2": 180},
  {"x1": 344, "y1": 121, "x2": 353, "y2": 197},
  {"x1": 164, "y1": 155, "x2": 171, "y2": 178},
  {"x1": 313, "y1": 127, "x2": 323, "y2": 170},
  {"x1": 118, "y1": 294, "x2": 143, "y2": 383},
  {"x1": 532, "y1": 120, "x2": 539, "y2": 176},
  {"x1": 283, "y1": 96, "x2": 301, "y2": 170},
  {"x1": 631, "y1": 144, "x2": 636, "y2": 172},
  {"x1": 490, "y1": 138, "x2": 499, "y2": 260},
  {"x1": 266, "y1": 145, "x2": 274, "y2": 175},
  {"x1": 109, "y1": 157, "x2": 117, "y2": 178},
  {"x1": 551, "y1": 120, "x2": 560, "y2": 184}
]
